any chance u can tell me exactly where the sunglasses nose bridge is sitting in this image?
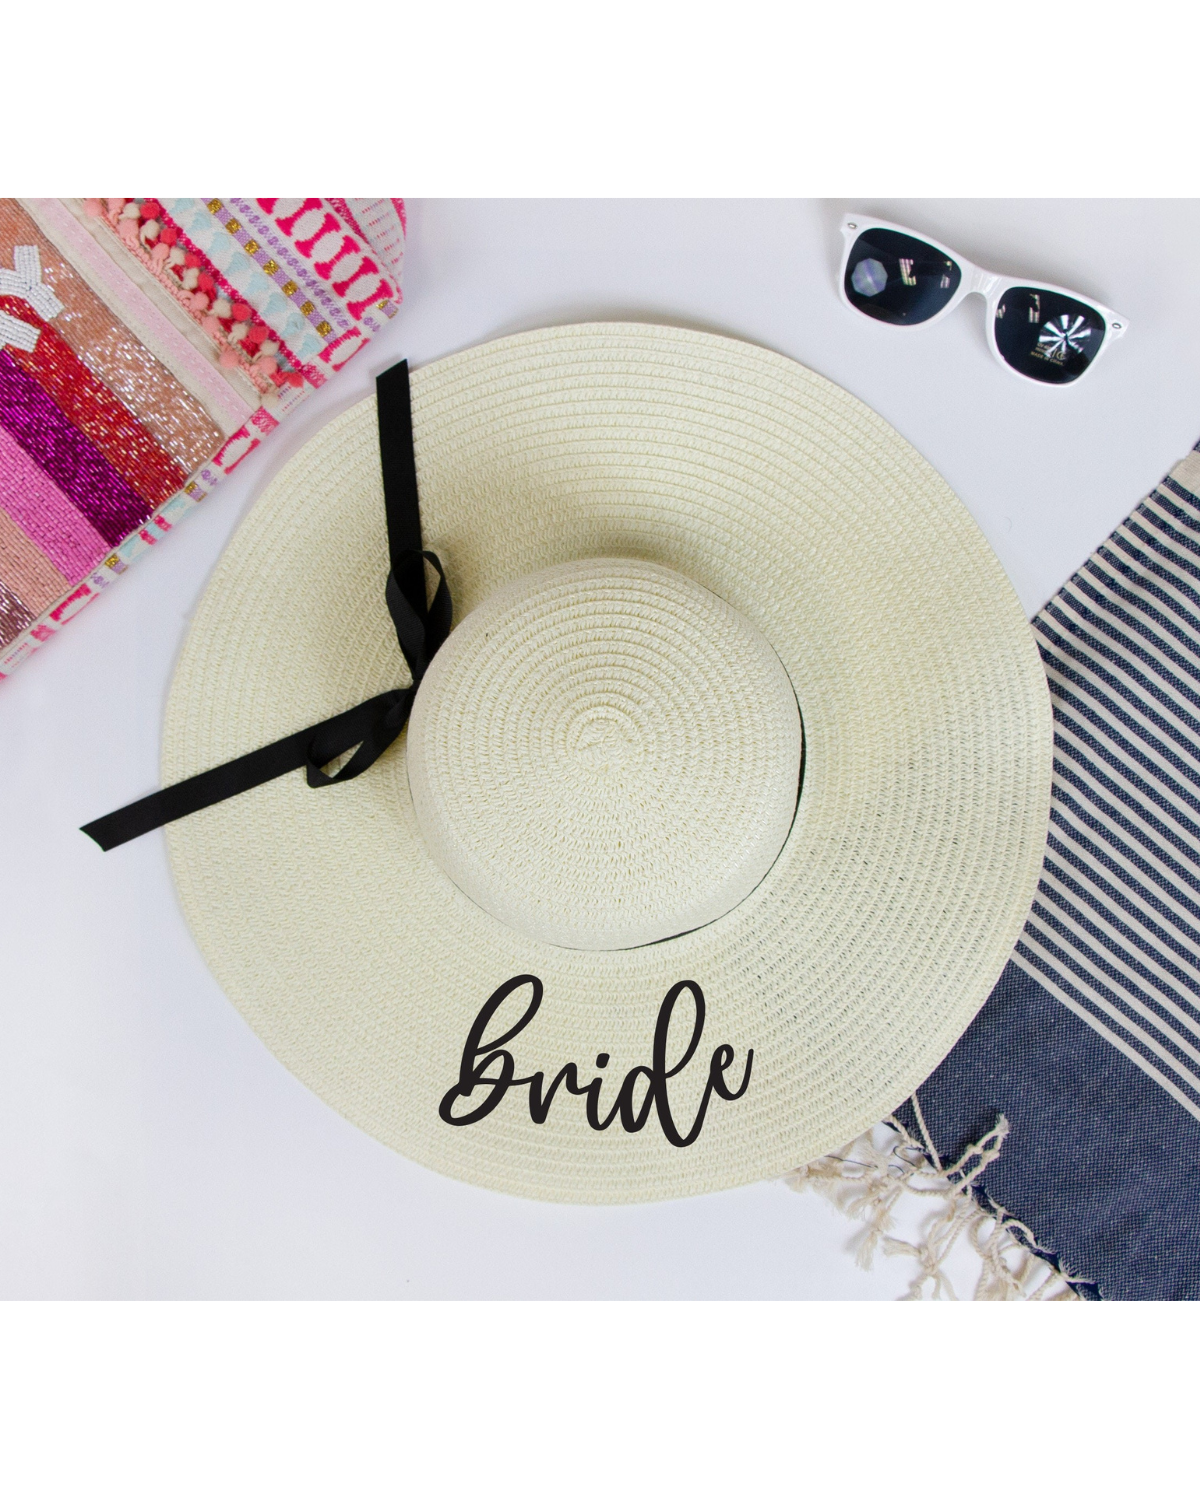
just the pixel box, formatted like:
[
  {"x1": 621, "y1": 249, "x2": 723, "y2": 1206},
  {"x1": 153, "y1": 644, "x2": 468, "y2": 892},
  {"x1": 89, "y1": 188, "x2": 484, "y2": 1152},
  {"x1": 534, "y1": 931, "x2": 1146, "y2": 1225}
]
[{"x1": 966, "y1": 267, "x2": 1000, "y2": 298}]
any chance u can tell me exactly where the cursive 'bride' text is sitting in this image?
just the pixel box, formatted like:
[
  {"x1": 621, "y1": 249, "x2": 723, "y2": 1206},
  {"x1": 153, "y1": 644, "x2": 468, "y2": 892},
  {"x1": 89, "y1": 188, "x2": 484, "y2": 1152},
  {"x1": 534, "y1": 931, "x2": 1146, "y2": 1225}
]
[{"x1": 438, "y1": 975, "x2": 753, "y2": 1147}]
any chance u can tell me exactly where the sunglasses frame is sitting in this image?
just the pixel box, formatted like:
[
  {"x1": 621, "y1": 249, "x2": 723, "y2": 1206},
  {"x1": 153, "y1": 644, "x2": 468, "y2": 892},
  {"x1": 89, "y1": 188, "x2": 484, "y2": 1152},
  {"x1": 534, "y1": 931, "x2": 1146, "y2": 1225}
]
[{"x1": 838, "y1": 214, "x2": 1130, "y2": 389}]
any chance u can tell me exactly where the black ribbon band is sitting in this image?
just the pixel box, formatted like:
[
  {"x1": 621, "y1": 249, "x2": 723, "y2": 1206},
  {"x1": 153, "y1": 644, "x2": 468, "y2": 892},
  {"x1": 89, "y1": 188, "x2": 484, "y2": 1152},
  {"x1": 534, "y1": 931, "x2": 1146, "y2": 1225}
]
[{"x1": 82, "y1": 360, "x2": 451, "y2": 852}]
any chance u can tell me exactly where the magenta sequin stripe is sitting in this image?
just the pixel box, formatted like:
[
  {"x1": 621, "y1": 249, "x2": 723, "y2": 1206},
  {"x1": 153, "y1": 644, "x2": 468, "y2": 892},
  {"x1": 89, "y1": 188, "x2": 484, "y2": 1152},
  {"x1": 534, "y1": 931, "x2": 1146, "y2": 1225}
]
[{"x1": 0, "y1": 349, "x2": 151, "y2": 545}]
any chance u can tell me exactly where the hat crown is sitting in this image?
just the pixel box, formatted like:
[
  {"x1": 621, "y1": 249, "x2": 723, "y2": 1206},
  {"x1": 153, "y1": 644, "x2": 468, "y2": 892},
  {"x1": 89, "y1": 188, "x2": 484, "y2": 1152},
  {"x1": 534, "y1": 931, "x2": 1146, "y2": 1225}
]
[{"x1": 406, "y1": 557, "x2": 804, "y2": 950}]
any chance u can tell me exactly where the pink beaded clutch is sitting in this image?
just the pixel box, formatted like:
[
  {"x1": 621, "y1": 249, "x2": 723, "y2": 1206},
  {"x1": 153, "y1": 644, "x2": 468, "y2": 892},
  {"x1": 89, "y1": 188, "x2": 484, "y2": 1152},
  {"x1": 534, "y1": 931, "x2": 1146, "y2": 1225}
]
[{"x1": 0, "y1": 197, "x2": 406, "y2": 680}]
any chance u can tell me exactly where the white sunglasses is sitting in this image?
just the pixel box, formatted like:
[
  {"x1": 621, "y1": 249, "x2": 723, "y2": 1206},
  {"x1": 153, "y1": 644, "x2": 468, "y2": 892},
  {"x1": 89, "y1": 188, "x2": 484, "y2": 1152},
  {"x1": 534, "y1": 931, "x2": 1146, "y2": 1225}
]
[{"x1": 839, "y1": 214, "x2": 1129, "y2": 387}]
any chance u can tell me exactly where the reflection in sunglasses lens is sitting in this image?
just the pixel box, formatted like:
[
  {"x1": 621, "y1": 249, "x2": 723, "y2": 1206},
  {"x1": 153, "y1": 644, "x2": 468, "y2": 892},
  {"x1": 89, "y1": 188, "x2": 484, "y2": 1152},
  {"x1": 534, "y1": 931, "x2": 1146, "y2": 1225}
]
[
  {"x1": 993, "y1": 288, "x2": 1107, "y2": 385},
  {"x1": 844, "y1": 228, "x2": 962, "y2": 325},
  {"x1": 851, "y1": 258, "x2": 889, "y2": 298}
]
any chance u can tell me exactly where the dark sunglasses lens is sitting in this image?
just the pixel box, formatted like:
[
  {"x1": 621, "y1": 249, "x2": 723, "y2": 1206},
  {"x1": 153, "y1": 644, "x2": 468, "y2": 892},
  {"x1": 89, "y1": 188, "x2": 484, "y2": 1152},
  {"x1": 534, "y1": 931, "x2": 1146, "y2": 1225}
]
[
  {"x1": 843, "y1": 228, "x2": 962, "y2": 325},
  {"x1": 994, "y1": 288, "x2": 1107, "y2": 384}
]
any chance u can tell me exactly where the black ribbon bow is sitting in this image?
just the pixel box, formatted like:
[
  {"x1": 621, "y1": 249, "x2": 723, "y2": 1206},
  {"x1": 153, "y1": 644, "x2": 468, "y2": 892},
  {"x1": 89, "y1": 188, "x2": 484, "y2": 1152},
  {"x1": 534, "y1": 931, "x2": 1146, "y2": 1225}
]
[{"x1": 81, "y1": 361, "x2": 451, "y2": 852}]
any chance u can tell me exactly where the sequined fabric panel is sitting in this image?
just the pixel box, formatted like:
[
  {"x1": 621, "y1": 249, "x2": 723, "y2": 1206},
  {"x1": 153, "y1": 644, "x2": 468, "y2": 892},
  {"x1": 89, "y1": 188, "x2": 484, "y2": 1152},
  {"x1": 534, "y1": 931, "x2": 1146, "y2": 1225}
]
[
  {"x1": 0, "y1": 195, "x2": 406, "y2": 671},
  {"x1": 0, "y1": 202, "x2": 223, "y2": 471}
]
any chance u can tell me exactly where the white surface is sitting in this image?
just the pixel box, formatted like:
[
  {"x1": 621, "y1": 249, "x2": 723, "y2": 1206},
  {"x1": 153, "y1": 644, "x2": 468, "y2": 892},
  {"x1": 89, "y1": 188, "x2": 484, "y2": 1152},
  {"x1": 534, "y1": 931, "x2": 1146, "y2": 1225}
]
[{"x1": 4, "y1": 198, "x2": 1200, "y2": 1298}]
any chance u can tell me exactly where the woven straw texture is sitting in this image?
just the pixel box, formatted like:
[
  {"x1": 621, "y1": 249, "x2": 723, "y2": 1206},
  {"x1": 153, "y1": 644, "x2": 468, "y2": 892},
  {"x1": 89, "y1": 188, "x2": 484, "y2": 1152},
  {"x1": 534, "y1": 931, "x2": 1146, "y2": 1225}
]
[
  {"x1": 407, "y1": 557, "x2": 804, "y2": 950},
  {"x1": 163, "y1": 322, "x2": 1052, "y2": 1204}
]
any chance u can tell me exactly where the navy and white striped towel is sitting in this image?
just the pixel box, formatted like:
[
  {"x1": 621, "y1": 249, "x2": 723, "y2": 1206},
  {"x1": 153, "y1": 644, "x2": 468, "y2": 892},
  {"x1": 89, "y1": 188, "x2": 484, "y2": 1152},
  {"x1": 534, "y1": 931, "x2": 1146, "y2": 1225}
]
[{"x1": 903, "y1": 440, "x2": 1200, "y2": 1299}]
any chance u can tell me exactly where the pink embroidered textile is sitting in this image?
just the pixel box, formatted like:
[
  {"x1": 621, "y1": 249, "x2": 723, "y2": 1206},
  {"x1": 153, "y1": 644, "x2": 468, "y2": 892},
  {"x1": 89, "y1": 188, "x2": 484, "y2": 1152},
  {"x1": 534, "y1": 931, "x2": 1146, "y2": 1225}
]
[{"x1": 0, "y1": 197, "x2": 406, "y2": 679}]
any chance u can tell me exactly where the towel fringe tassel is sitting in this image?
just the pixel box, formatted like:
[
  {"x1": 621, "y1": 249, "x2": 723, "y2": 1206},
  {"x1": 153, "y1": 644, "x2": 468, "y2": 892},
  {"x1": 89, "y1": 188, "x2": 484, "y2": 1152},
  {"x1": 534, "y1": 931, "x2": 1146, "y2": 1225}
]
[{"x1": 783, "y1": 1099, "x2": 1094, "y2": 1300}]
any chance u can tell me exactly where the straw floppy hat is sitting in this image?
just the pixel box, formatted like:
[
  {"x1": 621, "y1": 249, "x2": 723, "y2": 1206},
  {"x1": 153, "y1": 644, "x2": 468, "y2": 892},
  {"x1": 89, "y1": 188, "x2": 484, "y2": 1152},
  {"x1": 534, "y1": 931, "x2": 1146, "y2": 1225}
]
[{"x1": 160, "y1": 322, "x2": 1051, "y2": 1203}]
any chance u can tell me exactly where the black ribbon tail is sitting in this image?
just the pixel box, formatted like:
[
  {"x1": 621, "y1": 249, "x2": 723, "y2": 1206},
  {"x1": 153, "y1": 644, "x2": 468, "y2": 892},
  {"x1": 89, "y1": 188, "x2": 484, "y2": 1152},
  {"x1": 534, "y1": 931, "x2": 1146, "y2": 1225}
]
[
  {"x1": 82, "y1": 356, "x2": 452, "y2": 851},
  {"x1": 81, "y1": 691, "x2": 408, "y2": 851}
]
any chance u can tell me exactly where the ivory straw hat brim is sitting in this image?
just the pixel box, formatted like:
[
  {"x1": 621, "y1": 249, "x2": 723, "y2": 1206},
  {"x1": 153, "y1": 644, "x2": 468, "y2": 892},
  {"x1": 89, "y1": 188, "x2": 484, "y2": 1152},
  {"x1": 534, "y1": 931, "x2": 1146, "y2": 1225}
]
[{"x1": 163, "y1": 323, "x2": 1052, "y2": 1204}]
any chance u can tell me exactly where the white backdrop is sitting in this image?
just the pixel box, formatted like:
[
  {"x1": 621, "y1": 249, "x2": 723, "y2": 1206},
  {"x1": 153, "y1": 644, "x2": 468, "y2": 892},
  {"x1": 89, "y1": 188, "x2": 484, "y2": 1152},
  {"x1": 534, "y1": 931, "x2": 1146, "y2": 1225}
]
[{"x1": 5, "y1": 199, "x2": 1200, "y2": 1297}]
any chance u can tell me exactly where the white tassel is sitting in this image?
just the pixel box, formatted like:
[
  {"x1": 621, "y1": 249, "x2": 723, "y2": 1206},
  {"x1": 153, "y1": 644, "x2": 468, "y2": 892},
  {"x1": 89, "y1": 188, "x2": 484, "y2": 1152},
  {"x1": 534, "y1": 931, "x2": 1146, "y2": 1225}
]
[{"x1": 783, "y1": 1097, "x2": 1087, "y2": 1300}]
